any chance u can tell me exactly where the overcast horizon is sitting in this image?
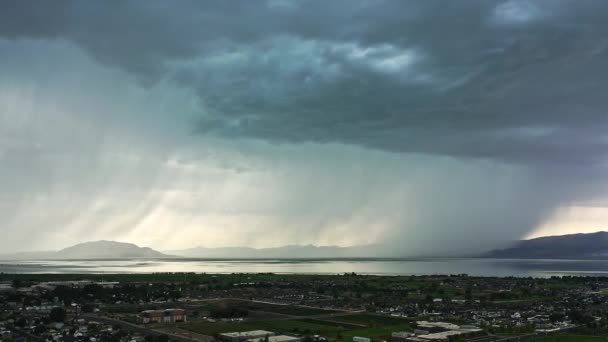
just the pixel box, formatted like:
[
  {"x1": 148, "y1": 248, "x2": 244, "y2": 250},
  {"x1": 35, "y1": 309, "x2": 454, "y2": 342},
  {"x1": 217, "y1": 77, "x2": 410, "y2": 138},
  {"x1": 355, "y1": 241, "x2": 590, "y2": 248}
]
[
  {"x1": 8, "y1": 230, "x2": 608, "y2": 257},
  {"x1": 2, "y1": 1, "x2": 608, "y2": 255}
]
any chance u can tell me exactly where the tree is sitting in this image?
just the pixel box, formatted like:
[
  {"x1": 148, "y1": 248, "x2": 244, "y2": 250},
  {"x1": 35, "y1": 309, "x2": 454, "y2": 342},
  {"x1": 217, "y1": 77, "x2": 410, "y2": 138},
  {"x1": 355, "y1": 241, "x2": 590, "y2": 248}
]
[
  {"x1": 50, "y1": 307, "x2": 67, "y2": 322},
  {"x1": 81, "y1": 303, "x2": 96, "y2": 313},
  {"x1": 464, "y1": 288, "x2": 472, "y2": 301},
  {"x1": 108, "y1": 333, "x2": 121, "y2": 342},
  {"x1": 50, "y1": 285, "x2": 76, "y2": 303},
  {"x1": 154, "y1": 334, "x2": 169, "y2": 342},
  {"x1": 15, "y1": 317, "x2": 27, "y2": 327},
  {"x1": 83, "y1": 284, "x2": 105, "y2": 299},
  {"x1": 34, "y1": 324, "x2": 47, "y2": 334},
  {"x1": 550, "y1": 312, "x2": 565, "y2": 322},
  {"x1": 570, "y1": 310, "x2": 594, "y2": 325},
  {"x1": 11, "y1": 279, "x2": 23, "y2": 289},
  {"x1": 448, "y1": 335, "x2": 466, "y2": 342}
]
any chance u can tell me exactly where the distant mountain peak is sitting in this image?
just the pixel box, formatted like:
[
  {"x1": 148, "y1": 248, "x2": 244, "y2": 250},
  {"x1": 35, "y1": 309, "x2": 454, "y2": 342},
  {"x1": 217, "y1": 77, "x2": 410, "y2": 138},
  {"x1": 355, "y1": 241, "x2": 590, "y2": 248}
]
[
  {"x1": 60, "y1": 240, "x2": 137, "y2": 249},
  {"x1": 0, "y1": 240, "x2": 171, "y2": 260},
  {"x1": 56, "y1": 240, "x2": 170, "y2": 259},
  {"x1": 484, "y1": 231, "x2": 608, "y2": 259}
]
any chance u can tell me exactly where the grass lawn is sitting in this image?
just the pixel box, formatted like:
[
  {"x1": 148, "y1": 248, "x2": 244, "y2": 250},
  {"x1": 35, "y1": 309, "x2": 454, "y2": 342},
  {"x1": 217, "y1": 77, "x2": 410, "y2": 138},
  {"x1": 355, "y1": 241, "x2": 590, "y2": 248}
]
[
  {"x1": 182, "y1": 322, "x2": 265, "y2": 335},
  {"x1": 533, "y1": 336, "x2": 608, "y2": 342},
  {"x1": 214, "y1": 300, "x2": 340, "y2": 316},
  {"x1": 245, "y1": 302, "x2": 340, "y2": 316},
  {"x1": 298, "y1": 319, "x2": 365, "y2": 329},
  {"x1": 257, "y1": 305, "x2": 339, "y2": 316},
  {"x1": 341, "y1": 325, "x2": 410, "y2": 341},
  {"x1": 326, "y1": 314, "x2": 411, "y2": 327},
  {"x1": 181, "y1": 319, "x2": 344, "y2": 336},
  {"x1": 181, "y1": 317, "x2": 410, "y2": 340}
]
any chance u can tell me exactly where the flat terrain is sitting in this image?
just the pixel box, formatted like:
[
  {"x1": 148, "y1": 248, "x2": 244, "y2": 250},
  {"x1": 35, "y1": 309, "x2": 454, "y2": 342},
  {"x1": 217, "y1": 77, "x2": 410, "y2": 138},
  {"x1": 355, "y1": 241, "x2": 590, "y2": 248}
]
[
  {"x1": 179, "y1": 301, "x2": 411, "y2": 341},
  {"x1": 182, "y1": 320, "x2": 345, "y2": 335},
  {"x1": 228, "y1": 300, "x2": 341, "y2": 316},
  {"x1": 181, "y1": 318, "x2": 410, "y2": 341},
  {"x1": 6, "y1": 273, "x2": 608, "y2": 341},
  {"x1": 322, "y1": 314, "x2": 410, "y2": 326},
  {"x1": 534, "y1": 336, "x2": 608, "y2": 342}
]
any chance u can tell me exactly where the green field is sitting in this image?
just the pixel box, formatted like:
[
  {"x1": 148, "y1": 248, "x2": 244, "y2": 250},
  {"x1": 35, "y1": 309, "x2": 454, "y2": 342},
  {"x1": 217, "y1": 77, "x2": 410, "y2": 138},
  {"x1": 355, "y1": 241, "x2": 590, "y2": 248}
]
[
  {"x1": 241, "y1": 302, "x2": 340, "y2": 316},
  {"x1": 181, "y1": 315, "x2": 411, "y2": 340},
  {"x1": 298, "y1": 319, "x2": 364, "y2": 329},
  {"x1": 325, "y1": 314, "x2": 411, "y2": 326},
  {"x1": 182, "y1": 319, "x2": 344, "y2": 336},
  {"x1": 1, "y1": 272, "x2": 599, "y2": 303},
  {"x1": 201, "y1": 299, "x2": 340, "y2": 316},
  {"x1": 533, "y1": 336, "x2": 608, "y2": 342},
  {"x1": 342, "y1": 325, "x2": 408, "y2": 341}
]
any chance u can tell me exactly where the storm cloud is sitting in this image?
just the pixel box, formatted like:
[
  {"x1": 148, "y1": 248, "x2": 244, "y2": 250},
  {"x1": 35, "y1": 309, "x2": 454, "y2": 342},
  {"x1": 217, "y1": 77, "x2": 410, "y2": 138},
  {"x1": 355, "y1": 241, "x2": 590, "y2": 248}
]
[{"x1": 1, "y1": 0, "x2": 608, "y2": 254}]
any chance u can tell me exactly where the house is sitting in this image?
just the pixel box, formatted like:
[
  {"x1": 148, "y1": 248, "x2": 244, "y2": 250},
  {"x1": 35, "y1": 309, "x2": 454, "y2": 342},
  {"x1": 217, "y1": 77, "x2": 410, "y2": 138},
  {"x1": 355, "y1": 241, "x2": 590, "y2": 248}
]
[
  {"x1": 219, "y1": 330, "x2": 275, "y2": 342},
  {"x1": 416, "y1": 321, "x2": 460, "y2": 331},
  {"x1": 246, "y1": 335, "x2": 301, "y2": 342},
  {"x1": 406, "y1": 328, "x2": 483, "y2": 341},
  {"x1": 0, "y1": 284, "x2": 14, "y2": 293},
  {"x1": 392, "y1": 331, "x2": 413, "y2": 342},
  {"x1": 353, "y1": 337, "x2": 371, "y2": 342},
  {"x1": 138, "y1": 309, "x2": 187, "y2": 324}
]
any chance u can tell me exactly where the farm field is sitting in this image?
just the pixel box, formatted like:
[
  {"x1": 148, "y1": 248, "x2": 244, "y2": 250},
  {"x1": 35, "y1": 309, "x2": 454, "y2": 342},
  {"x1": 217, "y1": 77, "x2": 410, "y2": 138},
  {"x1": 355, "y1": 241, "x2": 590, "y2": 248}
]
[
  {"x1": 240, "y1": 301, "x2": 341, "y2": 316},
  {"x1": 533, "y1": 336, "x2": 608, "y2": 342},
  {"x1": 322, "y1": 314, "x2": 411, "y2": 326},
  {"x1": 181, "y1": 319, "x2": 343, "y2": 336},
  {"x1": 197, "y1": 299, "x2": 341, "y2": 317},
  {"x1": 180, "y1": 313, "x2": 411, "y2": 341}
]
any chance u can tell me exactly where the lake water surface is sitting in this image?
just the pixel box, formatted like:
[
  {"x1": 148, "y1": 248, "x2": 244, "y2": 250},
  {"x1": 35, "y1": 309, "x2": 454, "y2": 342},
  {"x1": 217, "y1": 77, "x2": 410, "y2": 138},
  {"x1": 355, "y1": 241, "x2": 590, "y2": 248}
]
[{"x1": 2, "y1": 258, "x2": 608, "y2": 277}]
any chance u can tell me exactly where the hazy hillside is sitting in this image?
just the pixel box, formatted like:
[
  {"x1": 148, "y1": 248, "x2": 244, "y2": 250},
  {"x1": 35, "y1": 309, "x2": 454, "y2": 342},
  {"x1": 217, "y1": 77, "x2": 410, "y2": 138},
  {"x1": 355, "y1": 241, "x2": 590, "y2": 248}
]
[
  {"x1": 484, "y1": 231, "x2": 608, "y2": 259},
  {"x1": 0, "y1": 241, "x2": 171, "y2": 260},
  {"x1": 56, "y1": 240, "x2": 170, "y2": 259}
]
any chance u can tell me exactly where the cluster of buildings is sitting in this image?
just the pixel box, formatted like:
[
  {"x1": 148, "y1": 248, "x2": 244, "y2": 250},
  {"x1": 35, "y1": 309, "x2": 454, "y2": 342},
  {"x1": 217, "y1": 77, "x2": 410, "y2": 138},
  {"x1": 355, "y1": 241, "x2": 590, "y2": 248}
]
[
  {"x1": 3, "y1": 274, "x2": 608, "y2": 341},
  {"x1": 0, "y1": 312, "x2": 151, "y2": 342},
  {"x1": 218, "y1": 330, "x2": 301, "y2": 342},
  {"x1": 400, "y1": 321, "x2": 485, "y2": 341},
  {"x1": 138, "y1": 309, "x2": 187, "y2": 324}
]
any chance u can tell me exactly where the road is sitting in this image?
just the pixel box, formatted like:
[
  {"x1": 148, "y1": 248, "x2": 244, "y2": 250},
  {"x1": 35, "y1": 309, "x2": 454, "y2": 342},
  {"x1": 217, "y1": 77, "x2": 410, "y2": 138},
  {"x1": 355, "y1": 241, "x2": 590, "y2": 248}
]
[
  {"x1": 85, "y1": 297, "x2": 400, "y2": 340},
  {"x1": 82, "y1": 314, "x2": 203, "y2": 342}
]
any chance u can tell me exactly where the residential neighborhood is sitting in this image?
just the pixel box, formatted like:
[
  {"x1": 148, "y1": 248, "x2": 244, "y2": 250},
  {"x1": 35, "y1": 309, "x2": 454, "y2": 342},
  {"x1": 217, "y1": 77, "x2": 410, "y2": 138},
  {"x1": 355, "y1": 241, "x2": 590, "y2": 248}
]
[{"x1": 1, "y1": 273, "x2": 608, "y2": 341}]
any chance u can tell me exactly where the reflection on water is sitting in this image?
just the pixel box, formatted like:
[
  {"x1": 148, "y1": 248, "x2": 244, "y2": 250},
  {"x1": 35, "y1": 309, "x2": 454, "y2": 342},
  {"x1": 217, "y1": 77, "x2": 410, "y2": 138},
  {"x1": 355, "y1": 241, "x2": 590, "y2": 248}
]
[{"x1": 2, "y1": 258, "x2": 608, "y2": 277}]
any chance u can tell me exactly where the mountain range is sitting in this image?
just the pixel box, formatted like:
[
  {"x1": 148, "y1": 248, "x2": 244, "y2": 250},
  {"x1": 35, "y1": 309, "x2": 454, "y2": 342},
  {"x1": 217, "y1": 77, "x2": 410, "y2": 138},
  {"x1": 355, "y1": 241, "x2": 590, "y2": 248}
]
[
  {"x1": 0, "y1": 241, "x2": 386, "y2": 260},
  {"x1": 483, "y1": 231, "x2": 608, "y2": 259},
  {"x1": 2, "y1": 232, "x2": 608, "y2": 260},
  {"x1": 0, "y1": 240, "x2": 171, "y2": 260}
]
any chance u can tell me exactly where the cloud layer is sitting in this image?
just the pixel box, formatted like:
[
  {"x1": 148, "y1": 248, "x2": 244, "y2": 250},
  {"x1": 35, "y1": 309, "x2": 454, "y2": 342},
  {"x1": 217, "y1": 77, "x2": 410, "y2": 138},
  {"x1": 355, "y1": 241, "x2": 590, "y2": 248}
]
[{"x1": 1, "y1": 1, "x2": 608, "y2": 254}]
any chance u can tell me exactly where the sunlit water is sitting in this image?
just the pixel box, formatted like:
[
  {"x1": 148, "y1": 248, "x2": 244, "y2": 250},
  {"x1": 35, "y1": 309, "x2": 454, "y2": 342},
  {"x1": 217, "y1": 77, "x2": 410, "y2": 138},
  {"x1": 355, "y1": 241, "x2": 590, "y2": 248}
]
[{"x1": 2, "y1": 258, "x2": 608, "y2": 277}]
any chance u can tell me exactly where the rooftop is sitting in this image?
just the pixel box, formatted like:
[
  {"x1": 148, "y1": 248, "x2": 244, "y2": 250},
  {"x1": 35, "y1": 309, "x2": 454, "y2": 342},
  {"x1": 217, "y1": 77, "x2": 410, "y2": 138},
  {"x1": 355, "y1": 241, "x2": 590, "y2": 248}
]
[
  {"x1": 221, "y1": 330, "x2": 275, "y2": 338},
  {"x1": 248, "y1": 336, "x2": 300, "y2": 342}
]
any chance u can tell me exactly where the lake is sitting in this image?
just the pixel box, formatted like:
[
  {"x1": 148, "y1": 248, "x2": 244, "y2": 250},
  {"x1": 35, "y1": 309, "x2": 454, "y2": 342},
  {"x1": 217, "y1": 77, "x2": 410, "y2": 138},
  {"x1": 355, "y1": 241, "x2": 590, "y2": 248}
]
[{"x1": 2, "y1": 258, "x2": 608, "y2": 277}]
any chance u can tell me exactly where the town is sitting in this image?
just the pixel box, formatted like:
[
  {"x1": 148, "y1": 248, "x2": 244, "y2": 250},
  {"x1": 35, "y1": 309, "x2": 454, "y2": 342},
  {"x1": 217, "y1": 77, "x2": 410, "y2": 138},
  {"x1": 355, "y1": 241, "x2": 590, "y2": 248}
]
[{"x1": 1, "y1": 273, "x2": 607, "y2": 342}]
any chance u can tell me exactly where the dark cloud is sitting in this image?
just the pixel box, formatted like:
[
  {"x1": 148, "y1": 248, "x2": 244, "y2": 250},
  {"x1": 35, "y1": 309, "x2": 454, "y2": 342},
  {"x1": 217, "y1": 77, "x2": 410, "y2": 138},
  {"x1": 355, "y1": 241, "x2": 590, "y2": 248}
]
[
  {"x1": 185, "y1": 3, "x2": 608, "y2": 165},
  {"x1": 2, "y1": 0, "x2": 608, "y2": 253},
  {"x1": 2, "y1": 0, "x2": 608, "y2": 165}
]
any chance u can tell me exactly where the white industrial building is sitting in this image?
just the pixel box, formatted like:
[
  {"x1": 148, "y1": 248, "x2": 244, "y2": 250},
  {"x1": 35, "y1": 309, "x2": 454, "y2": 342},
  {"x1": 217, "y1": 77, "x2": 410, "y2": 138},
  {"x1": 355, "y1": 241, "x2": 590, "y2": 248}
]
[
  {"x1": 246, "y1": 335, "x2": 301, "y2": 342},
  {"x1": 220, "y1": 330, "x2": 275, "y2": 342}
]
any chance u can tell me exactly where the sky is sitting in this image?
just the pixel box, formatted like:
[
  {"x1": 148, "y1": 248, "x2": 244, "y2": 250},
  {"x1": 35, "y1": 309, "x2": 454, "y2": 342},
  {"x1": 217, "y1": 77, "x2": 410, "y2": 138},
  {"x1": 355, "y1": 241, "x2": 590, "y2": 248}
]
[{"x1": 1, "y1": 0, "x2": 608, "y2": 255}]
